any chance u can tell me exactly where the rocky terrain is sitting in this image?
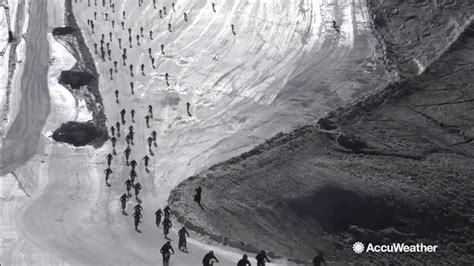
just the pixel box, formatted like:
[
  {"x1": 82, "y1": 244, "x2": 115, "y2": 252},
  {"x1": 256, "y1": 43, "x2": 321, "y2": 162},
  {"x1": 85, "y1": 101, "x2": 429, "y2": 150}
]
[{"x1": 169, "y1": 2, "x2": 474, "y2": 264}]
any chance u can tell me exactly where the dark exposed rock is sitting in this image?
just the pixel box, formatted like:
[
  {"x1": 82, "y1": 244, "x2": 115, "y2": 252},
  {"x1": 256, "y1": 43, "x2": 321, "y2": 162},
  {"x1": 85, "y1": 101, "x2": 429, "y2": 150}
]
[
  {"x1": 52, "y1": 121, "x2": 105, "y2": 146},
  {"x1": 52, "y1": 26, "x2": 76, "y2": 36},
  {"x1": 58, "y1": 70, "x2": 95, "y2": 89}
]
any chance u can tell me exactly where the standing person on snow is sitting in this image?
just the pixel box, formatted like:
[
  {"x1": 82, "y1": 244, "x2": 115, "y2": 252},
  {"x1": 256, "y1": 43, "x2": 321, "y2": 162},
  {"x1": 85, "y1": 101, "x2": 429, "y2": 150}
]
[
  {"x1": 238, "y1": 254, "x2": 251, "y2": 266},
  {"x1": 160, "y1": 241, "x2": 175, "y2": 266},
  {"x1": 256, "y1": 251, "x2": 270, "y2": 266},
  {"x1": 202, "y1": 251, "x2": 219, "y2": 266}
]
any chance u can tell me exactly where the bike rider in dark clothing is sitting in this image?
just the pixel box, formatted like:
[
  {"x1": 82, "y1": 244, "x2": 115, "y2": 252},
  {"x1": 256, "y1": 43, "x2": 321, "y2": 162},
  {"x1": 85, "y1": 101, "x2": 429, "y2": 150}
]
[
  {"x1": 133, "y1": 210, "x2": 142, "y2": 231},
  {"x1": 162, "y1": 216, "x2": 172, "y2": 238},
  {"x1": 124, "y1": 146, "x2": 131, "y2": 163},
  {"x1": 120, "y1": 108, "x2": 126, "y2": 124},
  {"x1": 124, "y1": 179, "x2": 133, "y2": 196},
  {"x1": 160, "y1": 241, "x2": 175, "y2": 266},
  {"x1": 143, "y1": 155, "x2": 150, "y2": 170},
  {"x1": 202, "y1": 251, "x2": 219, "y2": 266},
  {"x1": 104, "y1": 167, "x2": 113, "y2": 186},
  {"x1": 134, "y1": 182, "x2": 142, "y2": 197},
  {"x1": 155, "y1": 208, "x2": 163, "y2": 227},
  {"x1": 164, "y1": 205, "x2": 172, "y2": 218},
  {"x1": 151, "y1": 130, "x2": 157, "y2": 146},
  {"x1": 130, "y1": 169, "x2": 137, "y2": 183},
  {"x1": 130, "y1": 159, "x2": 137, "y2": 170},
  {"x1": 115, "y1": 121, "x2": 121, "y2": 137},
  {"x1": 237, "y1": 254, "x2": 251, "y2": 266},
  {"x1": 178, "y1": 226, "x2": 190, "y2": 252},
  {"x1": 256, "y1": 250, "x2": 270, "y2": 266},
  {"x1": 148, "y1": 104, "x2": 153, "y2": 118},
  {"x1": 134, "y1": 203, "x2": 143, "y2": 214},
  {"x1": 120, "y1": 193, "x2": 128, "y2": 213},
  {"x1": 106, "y1": 153, "x2": 113, "y2": 166}
]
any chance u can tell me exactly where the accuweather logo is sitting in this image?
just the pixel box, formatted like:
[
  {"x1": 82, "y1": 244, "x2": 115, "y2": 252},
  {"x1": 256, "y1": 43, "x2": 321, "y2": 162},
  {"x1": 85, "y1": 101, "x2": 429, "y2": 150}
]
[{"x1": 352, "y1": 242, "x2": 438, "y2": 253}]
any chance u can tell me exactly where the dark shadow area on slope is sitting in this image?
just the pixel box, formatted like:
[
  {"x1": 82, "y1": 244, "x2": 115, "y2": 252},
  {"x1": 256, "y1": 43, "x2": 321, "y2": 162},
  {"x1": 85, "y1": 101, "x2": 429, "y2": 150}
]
[
  {"x1": 58, "y1": 70, "x2": 95, "y2": 89},
  {"x1": 52, "y1": 121, "x2": 102, "y2": 146},
  {"x1": 285, "y1": 185, "x2": 455, "y2": 240},
  {"x1": 52, "y1": 26, "x2": 77, "y2": 36},
  {"x1": 287, "y1": 186, "x2": 395, "y2": 233}
]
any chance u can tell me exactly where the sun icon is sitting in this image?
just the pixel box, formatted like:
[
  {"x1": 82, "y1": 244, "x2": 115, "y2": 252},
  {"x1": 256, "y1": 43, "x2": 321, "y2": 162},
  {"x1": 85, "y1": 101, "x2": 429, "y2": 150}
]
[{"x1": 353, "y1": 242, "x2": 365, "y2": 254}]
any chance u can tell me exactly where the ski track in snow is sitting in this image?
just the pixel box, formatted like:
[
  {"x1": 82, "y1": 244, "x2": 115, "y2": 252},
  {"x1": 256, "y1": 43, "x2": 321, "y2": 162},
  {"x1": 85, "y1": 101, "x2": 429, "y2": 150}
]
[{"x1": 2, "y1": 0, "x2": 384, "y2": 265}]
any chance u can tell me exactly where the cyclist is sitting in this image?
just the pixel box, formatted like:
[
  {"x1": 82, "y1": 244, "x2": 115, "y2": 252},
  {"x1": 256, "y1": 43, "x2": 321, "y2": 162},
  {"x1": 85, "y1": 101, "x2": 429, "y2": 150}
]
[
  {"x1": 178, "y1": 226, "x2": 190, "y2": 252},
  {"x1": 160, "y1": 241, "x2": 175, "y2": 266},
  {"x1": 203, "y1": 251, "x2": 219, "y2": 266},
  {"x1": 162, "y1": 216, "x2": 172, "y2": 238},
  {"x1": 120, "y1": 193, "x2": 128, "y2": 213}
]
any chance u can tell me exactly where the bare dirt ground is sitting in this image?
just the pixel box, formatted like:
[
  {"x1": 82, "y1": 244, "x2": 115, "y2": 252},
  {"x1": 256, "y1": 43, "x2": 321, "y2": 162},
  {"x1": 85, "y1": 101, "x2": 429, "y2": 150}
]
[{"x1": 169, "y1": 2, "x2": 474, "y2": 265}]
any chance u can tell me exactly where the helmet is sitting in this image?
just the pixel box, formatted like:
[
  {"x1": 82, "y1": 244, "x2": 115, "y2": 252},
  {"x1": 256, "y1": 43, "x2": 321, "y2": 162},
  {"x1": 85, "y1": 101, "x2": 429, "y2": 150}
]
[
  {"x1": 243, "y1": 254, "x2": 248, "y2": 259},
  {"x1": 209, "y1": 250, "x2": 214, "y2": 254}
]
